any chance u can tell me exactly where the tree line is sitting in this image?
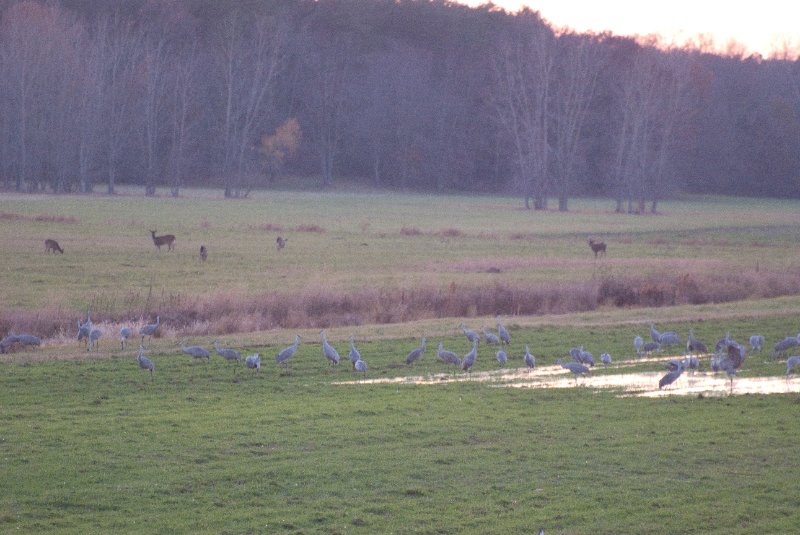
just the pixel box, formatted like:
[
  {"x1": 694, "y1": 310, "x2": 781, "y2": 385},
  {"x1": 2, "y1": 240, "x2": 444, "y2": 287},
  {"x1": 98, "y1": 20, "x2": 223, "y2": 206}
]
[{"x1": 1, "y1": 0, "x2": 798, "y2": 208}]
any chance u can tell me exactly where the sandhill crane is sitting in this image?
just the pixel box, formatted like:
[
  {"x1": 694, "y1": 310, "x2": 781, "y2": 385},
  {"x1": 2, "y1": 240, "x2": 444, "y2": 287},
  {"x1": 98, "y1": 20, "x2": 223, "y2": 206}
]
[
  {"x1": 523, "y1": 345, "x2": 535, "y2": 371},
  {"x1": 214, "y1": 340, "x2": 242, "y2": 362},
  {"x1": 659, "y1": 361, "x2": 684, "y2": 390},
  {"x1": 714, "y1": 332, "x2": 732, "y2": 352},
  {"x1": 579, "y1": 347, "x2": 595, "y2": 367},
  {"x1": 0, "y1": 334, "x2": 41, "y2": 354},
  {"x1": 774, "y1": 334, "x2": 799, "y2": 355},
  {"x1": 642, "y1": 341, "x2": 661, "y2": 355},
  {"x1": 718, "y1": 342, "x2": 747, "y2": 393},
  {"x1": 137, "y1": 345, "x2": 154, "y2": 377},
  {"x1": 88, "y1": 328, "x2": 102, "y2": 352},
  {"x1": 649, "y1": 323, "x2": 661, "y2": 343},
  {"x1": 405, "y1": 337, "x2": 427, "y2": 366},
  {"x1": 180, "y1": 341, "x2": 210, "y2": 360},
  {"x1": 749, "y1": 334, "x2": 765, "y2": 352},
  {"x1": 120, "y1": 326, "x2": 132, "y2": 350},
  {"x1": 461, "y1": 340, "x2": 477, "y2": 372},
  {"x1": 437, "y1": 341, "x2": 462, "y2": 366},
  {"x1": 199, "y1": 245, "x2": 207, "y2": 261},
  {"x1": 349, "y1": 336, "x2": 361, "y2": 369},
  {"x1": 139, "y1": 316, "x2": 160, "y2": 345},
  {"x1": 686, "y1": 329, "x2": 708, "y2": 355},
  {"x1": 246, "y1": 353, "x2": 261, "y2": 372},
  {"x1": 321, "y1": 331, "x2": 340, "y2": 366},
  {"x1": 77, "y1": 320, "x2": 91, "y2": 349},
  {"x1": 634, "y1": 335, "x2": 644, "y2": 356},
  {"x1": 354, "y1": 359, "x2": 368, "y2": 374},
  {"x1": 481, "y1": 327, "x2": 500, "y2": 345},
  {"x1": 277, "y1": 335, "x2": 300, "y2": 366},
  {"x1": 496, "y1": 316, "x2": 510, "y2": 345},
  {"x1": 77, "y1": 313, "x2": 92, "y2": 349},
  {"x1": 657, "y1": 329, "x2": 681, "y2": 348},
  {"x1": 496, "y1": 348, "x2": 507, "y2": 367},
  {"x1": 276, "y1": 236, "x2": 288, "y2": 250},
  {"x1": 601, "y1": 352, "x2": 612, "y2": 366},
  {"x1": 556, "y1": 358, "x2": 589, "y2": 385},
  {"x1": 459, "y1": 322, "x2": 480, "y2": 344}
]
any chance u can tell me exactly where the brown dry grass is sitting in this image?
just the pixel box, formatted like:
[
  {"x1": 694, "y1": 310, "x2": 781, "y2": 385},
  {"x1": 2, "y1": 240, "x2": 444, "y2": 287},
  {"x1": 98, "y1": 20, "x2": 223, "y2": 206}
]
[
  {"x1": 4, "y1": 269, "x2": 800, "y2": 341},
  {"x1": 0, "y1": 212, "x2": 78, "y2": 223}
]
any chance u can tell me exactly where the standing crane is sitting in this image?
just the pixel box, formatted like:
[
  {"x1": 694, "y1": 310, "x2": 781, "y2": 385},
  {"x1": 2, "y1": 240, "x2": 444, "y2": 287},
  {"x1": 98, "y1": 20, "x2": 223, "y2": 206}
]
[
  {"x1": 277, "y1": 335, "x2": 300, "y2": 366},
  {"x1": 523, "y1": 345, "x2": 535, "y2": 371},
  {"x1": 461, "y1": 341, "x2": 477, "y2": 372},
  {"x1": 139, "y1": 316, "x2": 160, "y2": 345},
  {"x1": 459, "y1": 322, "x2": 480, "y2": 344},
  {"x1": 496, "y1": 316, "x2": 510, "y2": 345},
  {"x1": 137, "y1": 344, "x2": 154, "y2": 378},
  {"x1": 120, "y1": 326, "x2": 132, "y2": 350},
  {"x1": 321, "y1": 331, "x2": 340, "y2": 366},
  {"x1": 496, "y1": 348, "x2": 507, "y2": 367},
  {"x1": 405, "y1": 337, "x2": 427, "y2": 366},
  {"x1": 556, "y1": 358, "x2": 589, "y2": 385},
  {"x1": 437, "y1": 341, "x2": 462, "y2": 366},
  {"x1": 246, "y1": 353, "x2": 261, "y2": 372},
  {"x1": 180, "y1": 341, "x2": 210, "y2": 360},
  {"x1": 349, "y1": 336, "x2": 361, "y2": 369}
]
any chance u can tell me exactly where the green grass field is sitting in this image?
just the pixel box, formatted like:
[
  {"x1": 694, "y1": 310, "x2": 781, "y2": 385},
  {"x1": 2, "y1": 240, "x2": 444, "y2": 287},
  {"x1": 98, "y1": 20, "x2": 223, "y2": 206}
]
[{"x1": 3, "y1": 191, "x2": 800, "y2": 533}]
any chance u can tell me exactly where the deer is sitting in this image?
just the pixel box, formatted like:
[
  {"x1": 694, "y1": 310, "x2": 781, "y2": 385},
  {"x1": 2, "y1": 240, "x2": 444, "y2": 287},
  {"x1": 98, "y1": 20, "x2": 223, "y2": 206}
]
[
  {"x1": 44, "y1": 239, "x2": 64, "y2": 254},
  {"x1": 276, "y1": 236, "x2": 288, "y2": 251},
  {"x1": 199, "y1": 245, "x2": 207, "y2": 261},
  {"x1": 588, "y1": 238, "x2": 606, "y2": 258},
  {"x1": 149, "y1": 230, "x2": 176, "y2": 251}
]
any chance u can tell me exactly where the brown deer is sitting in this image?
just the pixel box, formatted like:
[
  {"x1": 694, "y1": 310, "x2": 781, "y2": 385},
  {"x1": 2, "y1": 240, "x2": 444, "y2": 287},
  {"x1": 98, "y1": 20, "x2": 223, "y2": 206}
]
[
  {"x1": 588, "y1": 238, "x2": 606, "y2": 258},
  {"x1": 150, "y1": 230, "x2": 176, "y2": 251},
  {"x1": 199, "y1": 245, "x2": 207, "y2": 261},
  {"x1": 276, "y1": 236, "x2": 288, "y2": 251},
  {"x1": 44, "y1": 239, "x2": 64, "y2": 254}
]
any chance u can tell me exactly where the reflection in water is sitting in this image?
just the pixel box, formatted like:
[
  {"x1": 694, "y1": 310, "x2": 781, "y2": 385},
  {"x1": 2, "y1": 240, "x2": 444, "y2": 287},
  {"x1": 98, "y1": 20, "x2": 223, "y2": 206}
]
[{"x1": 334, "y1": 362, "x2": 800, "y2": 397}]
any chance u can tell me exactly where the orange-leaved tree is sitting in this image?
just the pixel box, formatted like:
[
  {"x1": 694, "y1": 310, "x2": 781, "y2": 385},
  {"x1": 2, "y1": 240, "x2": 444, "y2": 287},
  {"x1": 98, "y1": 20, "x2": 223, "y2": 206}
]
[{"x1": 260, "y1": 118, "x2": 301, "y2": 184}]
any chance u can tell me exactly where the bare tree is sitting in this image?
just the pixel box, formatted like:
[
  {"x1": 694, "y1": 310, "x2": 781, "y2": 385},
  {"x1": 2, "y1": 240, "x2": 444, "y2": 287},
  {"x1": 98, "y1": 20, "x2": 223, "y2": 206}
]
[
  {"x1": 612, "y1": 44, "x2": 691, "y2": 213},
  {"x1": 95, "y1": 14, "x2": 142, "y2": 194},
  {"x1": 550, "y1": 33, "x2": 605, "y2": 211},
  {"x1": 493, "y1": 11, "x2": 556, "y2": 209},
  {"x1": 214, "y1": 9, "x2": 286, "y2": 198}
]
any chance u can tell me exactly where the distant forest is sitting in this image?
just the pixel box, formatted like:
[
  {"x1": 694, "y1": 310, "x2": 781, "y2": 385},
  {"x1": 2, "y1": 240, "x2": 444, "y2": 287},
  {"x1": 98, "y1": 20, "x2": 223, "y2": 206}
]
[{"x1": 1, "y1": 0, "x2": 799, "y2": 209}]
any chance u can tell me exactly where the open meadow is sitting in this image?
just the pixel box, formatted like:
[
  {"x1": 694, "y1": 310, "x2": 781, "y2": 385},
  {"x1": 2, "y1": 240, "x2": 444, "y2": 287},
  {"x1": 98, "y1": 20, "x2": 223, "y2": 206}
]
[{"x1": 2, "y1": 191, "x2": 800, "y2": 534}]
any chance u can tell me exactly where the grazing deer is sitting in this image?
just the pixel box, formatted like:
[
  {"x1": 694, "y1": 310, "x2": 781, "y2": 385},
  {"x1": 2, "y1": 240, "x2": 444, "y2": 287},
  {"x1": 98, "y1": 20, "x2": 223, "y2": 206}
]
[
  {"x1": 588, "y1": 238, "x2": 606, "y2": 258},
  {"x1": 149, "y1": 230, "x2": 176, "y2": 251},
  {"x1": 199, "y1": 245, "x2": 207, "y2": 261},
  {"x1": 44, "y1": 239, "x2": 64, "y2": 254},
  {"x1": 276, "y1": 236, "x2": 287, "y2": 251}
]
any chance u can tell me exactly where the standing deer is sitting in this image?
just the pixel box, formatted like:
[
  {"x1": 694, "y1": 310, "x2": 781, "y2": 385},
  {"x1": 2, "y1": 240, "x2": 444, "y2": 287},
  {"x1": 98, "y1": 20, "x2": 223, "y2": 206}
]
[
  {"x1": 276, "y1": 236, "x2": 288, "y2": 250},
  {"x1": 588, "y1": 238, "x2": 606, "y2": 258},
  {"x1": 149, "y1": 230, "x2": 176, "y2": 251},
  {"x1": 44, "y1": 239, "x2": 64, "y2": 254}
]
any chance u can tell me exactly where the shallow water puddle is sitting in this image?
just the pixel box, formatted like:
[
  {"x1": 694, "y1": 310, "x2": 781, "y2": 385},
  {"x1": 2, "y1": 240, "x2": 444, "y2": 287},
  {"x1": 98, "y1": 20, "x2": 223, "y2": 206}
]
[{"x1": 335, "y1": 364, "x2": 800, "y2": 397}]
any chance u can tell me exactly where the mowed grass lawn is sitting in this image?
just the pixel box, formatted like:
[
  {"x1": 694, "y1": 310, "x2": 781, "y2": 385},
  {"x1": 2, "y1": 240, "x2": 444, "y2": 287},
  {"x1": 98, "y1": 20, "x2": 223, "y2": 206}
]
[{"x1": 3, "y1": 190, "x2": 800, "y2": 533}]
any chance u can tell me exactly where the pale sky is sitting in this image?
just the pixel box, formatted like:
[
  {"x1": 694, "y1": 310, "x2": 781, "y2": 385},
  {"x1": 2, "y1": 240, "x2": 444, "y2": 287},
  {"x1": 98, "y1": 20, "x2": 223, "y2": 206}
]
[{"x1": 457, "y1": 0, "x2": 800, "y2": 57}]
